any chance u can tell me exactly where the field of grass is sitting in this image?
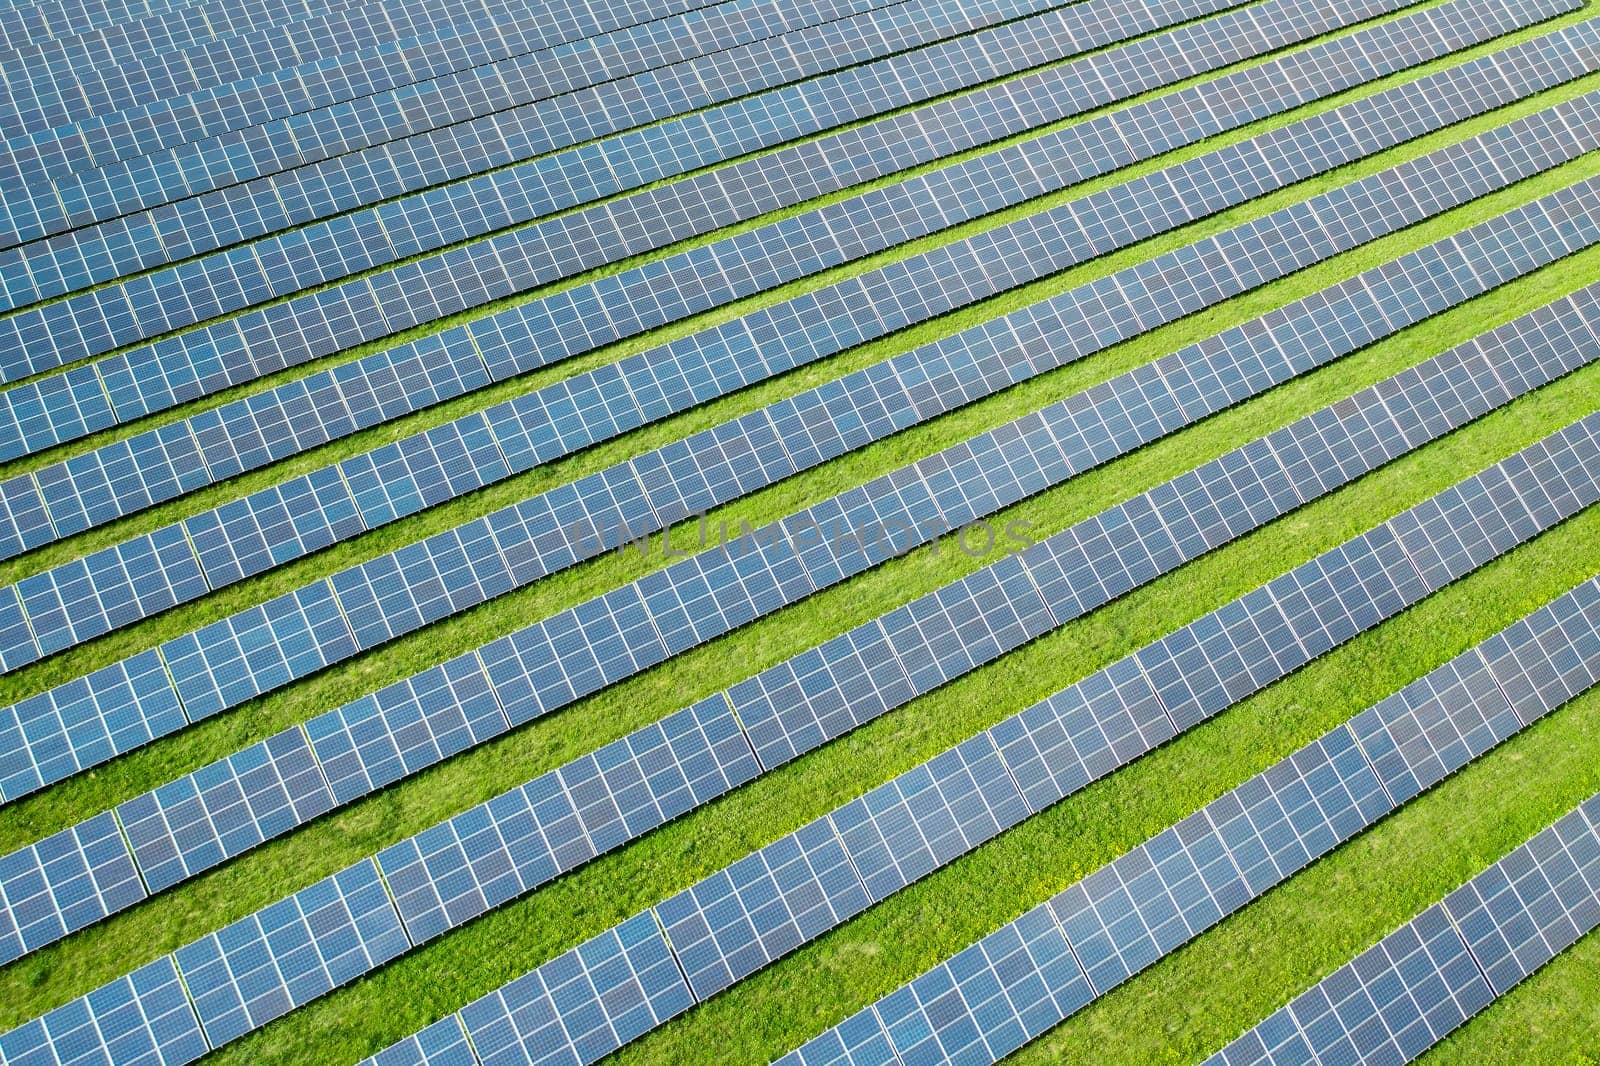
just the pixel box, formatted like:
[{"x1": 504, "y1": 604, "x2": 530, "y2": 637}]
[{"x1": 3, "y1": 0, "x2": 1600, "y2": 1061}]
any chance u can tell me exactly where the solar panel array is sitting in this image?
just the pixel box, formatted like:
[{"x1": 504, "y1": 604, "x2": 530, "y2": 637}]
[
  {"x1": 6, "y1": 0, "x2": 1600, "y2": 1059},
  {"x1": 348, "y1": 417, "x2": 1600, "y2": 1066},
  {"x1": 0, "y1": 0, "x2": 1544, "y2": 560},
  {"x1": 13, "y1": 181, "x2": 1597, "y2": 962},
  {"x1": 0, "y1": 0, "x2": 1478, "y2": 378},
  {"x1": 782, "y1": 576, "x2": 1600, "y2": 1066},
  {"x1": 6, "y1": 0, "x2": 1515, "y2": 464},
  {"x1": 6, "y1": 66, "x2": 1597, "y2": 809},
  {"x1": 0, "y1": 0, "x2": 1263, "y2": 311},
  {"x1": 9, "y1": 315, "x2": 1595, "y2": 1060},
  {"x1": 0, "y1": 0, "x2": 1235, "y2": 251}
]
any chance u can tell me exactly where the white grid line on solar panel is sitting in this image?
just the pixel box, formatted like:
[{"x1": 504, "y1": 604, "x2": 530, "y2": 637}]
[
  {"x1": 0, "y1": 0, "x2": 1462, "y2": 378},
  {"x1": 0, "y1": 955, "x2": 209, "y2": 1066},
  {"x1": 3, "y1": 109, "x2": 1587, "y2": 813},
  {"x1": 1477, "y1": 572, "x2": 1600, "y2": 723},
  {"x1": 0, "y1": 0, "x2": 1297, "y2": 314},
  {"x1": 170, "y1": 857, "x2": 411, "y2": 1046},
  {"x1": 375, "y1": 694, "x2": 758, "y2": 944},
  {"x1": 783, "y1": 570, "x2": 1600, "y2": 1066},
  {"x1": 1441, "y1": 797, "x2": 1600, "y2": 994},
  {"x1": 0, "y1": 24, "x2": 1561, "y2": 643},
  {"x1": 0, "y1": 0, "x2": 762, "y2": 138},
  {"x1": 0, "y1": 0, "x2": 1158, "y2": 249},
  {"x1": 0, "y1": 810, "x2": 144, "y2": 966},
  {"x1": 0, "y1": 0, "x2": 1314, "y2": 447},
  {"x1": 364, "y1": 1015, "x2": 476, "y2": 1066},
  {"x1": 9, "y1": 270, "x2": 1561, "y2": 973},
  {"x1": 363, "y1": 422, "x2": 1600, "y2": 1062},
  {"x1": 113, "y1": 724, "x2": 335, "y2": 893}
]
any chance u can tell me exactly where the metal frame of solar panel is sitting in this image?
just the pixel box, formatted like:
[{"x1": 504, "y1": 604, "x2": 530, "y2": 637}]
[
  {"x1": 0, "y1": 0, "x2": 1469, "y2": 379},
  {"x1": 0, "y1": 0, "x2": 1169, "y2": 250},
  {"x1": 345, "y1": 422, "x2": 1600, "y2": 1066},
  {"x1": 6, "y1": 293, "x2": 1593, "y2": 997},
  {"x1": 775, "y1": 577, "x2": 1600, "y2": 1065},
  {"x1": 6, "y1": 80, "x2": 1593, "y2": 813}
]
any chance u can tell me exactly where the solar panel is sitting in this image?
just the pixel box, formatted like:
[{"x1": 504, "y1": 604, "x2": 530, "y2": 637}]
[
  {"x1": 456, "y1": 911, "x2": 693, "y2": 1066},
  {"x1": 173, "y1": 859, "x2": 410, "y2": 1045},
  {"x1": 0, "y1": 811, "x2": 145, "y2": 966},
  {"x1": 115, "y1": 726, "x2": 336, "y2": 892},
  {"x1": 0, "y1": 956, "x2": 208, "y2": 1066}
]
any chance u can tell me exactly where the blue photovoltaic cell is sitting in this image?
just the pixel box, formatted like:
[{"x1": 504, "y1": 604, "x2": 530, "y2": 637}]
[
  {"x1": 1477, "y1": 577, "x2": 1600, "y2": 724},
  {"x1": 0, "y1": 811, "x2": 145, "y2": 965},
  {"x1": 116, "y1": 726, "x2": 336, "y2": 893},
  {"x1": 655, "y1": 818, "x2": 870, "y2": 999},
  {"x1": 1206, "y1": 906, "x2": 1494, "y2": 1065},
  {"x1": 0, "y1": 955, "x2": 207, "y2": 1066},
  {"x1": 458, "y1": 911, "x2": 694, "y2": 1066},
  {"x1": 776, "y1": 1008, "x2": 900, "y2": 1066},
  {"x1": 161, "y1": 579, "x2": 359, "y2": 720},
  {"x1": 174, "y1": 859, "x2": 410, "y2": 1046}
]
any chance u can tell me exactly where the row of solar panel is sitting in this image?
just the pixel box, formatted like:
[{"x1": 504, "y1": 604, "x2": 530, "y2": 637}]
[
  {"x1": 0, "y1": 0, "x2": 1277, "y2": 314},
  {"x1": 0, "y1": 0, "x2": 1504, "y2": 386},
  {"x1": 1211, "y1": 792, "x2": 1600, "y2": 1065},
  {"x1": 9, "y1": 388, "x2": 1594, "y2": 1066},
  {"x1": 0, "y1": 0, "x2": 1105, "y2": 248},
  {"x1": 0, "y1": 0, "x2": 1265, "y2": 309},
  {"x1": 347, "y1": 423, "x2": 1600, "y2": 1066},
  {"x1": 0, "y1": 0, "x2": 1489, "y2": 562},
  {"x1": 4, "y1": 83, "x2": 1583, "y2": 804},
  {"x1": 0, "y1": 0, "x2": 726, "y2": 136},
  {"x1": 7, "y1": 285, "x2": 1592, "y2": 975},
  {"x1": 0, "y1": 0, "x2": 537, "y2": 88},
  {"x1": 0, "y1": 0, "x2": 449, "y2": 53},
  {"x1": 781, "y1": 580, "x2": 1600, "y2": 1066}
]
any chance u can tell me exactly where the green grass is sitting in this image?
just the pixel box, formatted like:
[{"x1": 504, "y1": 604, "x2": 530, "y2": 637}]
[{"x1": 2, "y1": 0, "x2": 1600, "y2": 1062}]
